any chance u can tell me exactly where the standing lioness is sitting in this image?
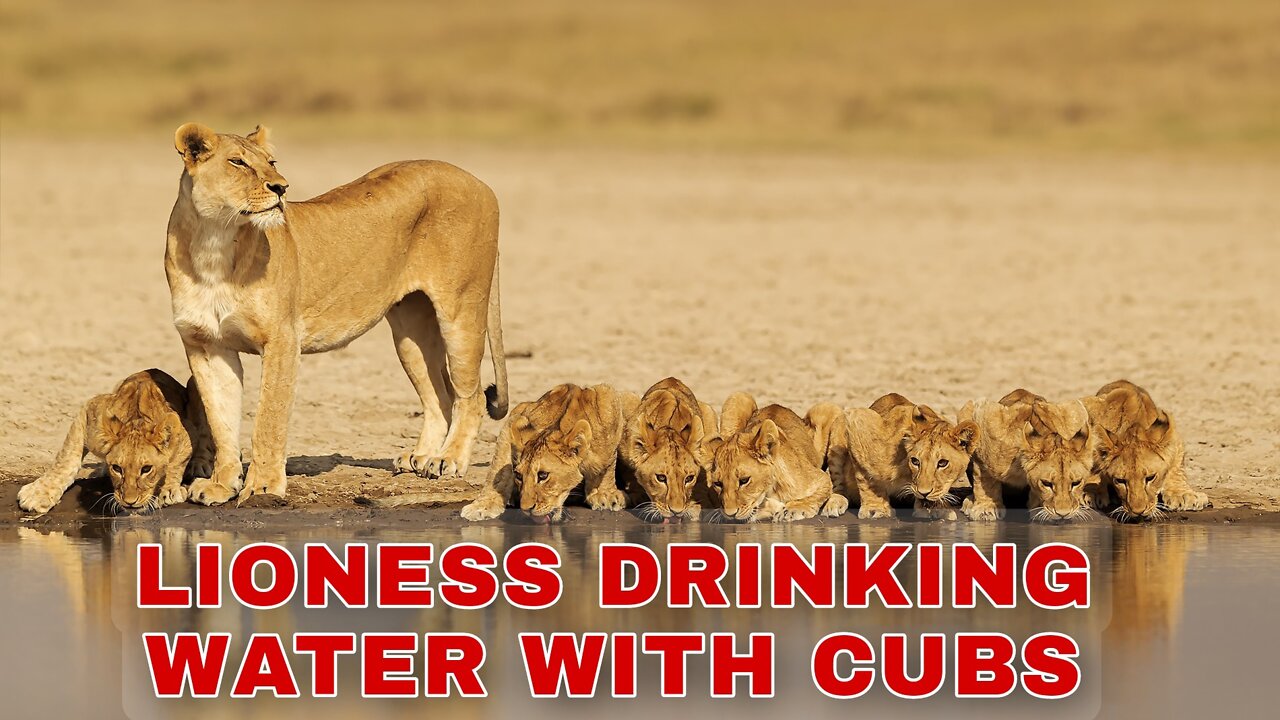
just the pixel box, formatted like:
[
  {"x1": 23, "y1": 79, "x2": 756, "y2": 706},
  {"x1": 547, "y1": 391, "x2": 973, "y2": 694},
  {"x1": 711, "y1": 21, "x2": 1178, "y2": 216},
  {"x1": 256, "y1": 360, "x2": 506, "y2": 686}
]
[{"x1": 167, "y1": 124, "x2": 508, "y2": 505}]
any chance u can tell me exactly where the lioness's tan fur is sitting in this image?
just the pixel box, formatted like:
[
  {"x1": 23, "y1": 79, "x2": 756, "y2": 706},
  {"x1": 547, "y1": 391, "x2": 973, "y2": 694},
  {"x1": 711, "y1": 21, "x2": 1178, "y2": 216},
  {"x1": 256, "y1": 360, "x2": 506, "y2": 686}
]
[
  {"x1": 961, "y1": 389, "x2": 1100, "y2": 522},
  {"x1": 620, "y1": 377, "x2": 718, "y2": 522},
  {"x1": 1082, "y1": 380, "x2": 1208, "y2": 520},
  {"x1": 705, "y1": 394, "x2": 847, "y2": 522},
  {"x1": 165, "y1": 123, "x2": 507, "y2": 506},
  {"x1": 18, "y1": 370, "x2": 213, "y2": 514}
]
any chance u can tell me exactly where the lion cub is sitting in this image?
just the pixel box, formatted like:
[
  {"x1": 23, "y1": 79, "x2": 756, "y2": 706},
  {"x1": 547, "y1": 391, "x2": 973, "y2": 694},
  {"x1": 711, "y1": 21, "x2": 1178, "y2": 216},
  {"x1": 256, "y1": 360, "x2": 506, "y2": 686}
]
[
  {"x1": 1082, "y1": 380, "x2": 1209, "y2": 520},
  {"x1": 620, "y1": 377, "x2": 718, "y2": 523},
  {"x1": 453, "y1": 383, "x2": 633, "y2": 522},
  {"x1": 819, "y1": 394, "x2": 977, "y2": 520},
  {"x1": 17, "y1": 370, "x2": 212, "y2": 515},
  {"x1": 960, "y1": 389, "x2": 1099, "y2": 522},
  {"x1": 704, "y1": 393, "x2": 848, "y2": 523}
]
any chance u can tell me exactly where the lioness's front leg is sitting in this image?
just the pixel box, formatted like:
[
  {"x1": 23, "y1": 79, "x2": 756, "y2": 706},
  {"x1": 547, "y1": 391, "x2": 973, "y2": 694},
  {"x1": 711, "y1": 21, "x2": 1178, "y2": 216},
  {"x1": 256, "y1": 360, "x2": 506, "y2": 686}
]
[
  {"x1": 185, "y1": 344, "x2": 244, "y2": 505},
  {"x1": 238, "y1": 337, "x2": 300, "y2": 503},
  {"x1": 18, "y1": 396, "x2": 104, "y2": 514}
]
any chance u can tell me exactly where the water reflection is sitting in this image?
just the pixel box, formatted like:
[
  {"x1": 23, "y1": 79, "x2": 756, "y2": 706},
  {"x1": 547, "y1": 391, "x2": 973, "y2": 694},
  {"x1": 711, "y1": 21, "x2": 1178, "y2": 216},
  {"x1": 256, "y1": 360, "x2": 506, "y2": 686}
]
[{"x1": 1, "y1": 517, "x2": 1275, "y2": 719}]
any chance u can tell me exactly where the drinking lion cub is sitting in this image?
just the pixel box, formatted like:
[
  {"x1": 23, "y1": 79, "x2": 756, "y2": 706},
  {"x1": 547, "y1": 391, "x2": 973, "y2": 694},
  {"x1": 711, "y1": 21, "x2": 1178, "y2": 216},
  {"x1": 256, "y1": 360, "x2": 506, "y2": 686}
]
[
  {"x1": 620, "y1": 377, "x2": 719, "y2": 523},
  {"x1": 17, "y1": 370, "x2": 212, "y2": 515},
  {"x1": 704, "y1": 393, "x2": 847, "y2": 522}
]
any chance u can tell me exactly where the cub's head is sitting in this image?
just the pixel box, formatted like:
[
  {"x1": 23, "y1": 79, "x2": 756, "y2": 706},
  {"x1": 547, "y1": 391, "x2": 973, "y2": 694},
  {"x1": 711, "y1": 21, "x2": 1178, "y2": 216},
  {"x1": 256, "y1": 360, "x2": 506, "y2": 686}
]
[
  {"x1": 705, "y1": 420, "x2": 780, "y2": 522},
  {"x1": 510, "y1": 415, "x2": 592, "y2": 523},
  {"x1": 626, "y1": 396, "x2": 709, "y2": 521},
  {"x1": 96, "y1": 385, "x2": 177, "y2": 513},
  {"x1": 1095, "y1": 410, "x2": 1176, "y2": 521},
  {"x1": 902, "y1": 412, "x2": 978, "y2": 508},
  {"x1": 174, "y1": 123, "x2": 289, "y2": 230},
  {"x1": 1021, "y1": 401, "x2": 1095, "y2": 522}
]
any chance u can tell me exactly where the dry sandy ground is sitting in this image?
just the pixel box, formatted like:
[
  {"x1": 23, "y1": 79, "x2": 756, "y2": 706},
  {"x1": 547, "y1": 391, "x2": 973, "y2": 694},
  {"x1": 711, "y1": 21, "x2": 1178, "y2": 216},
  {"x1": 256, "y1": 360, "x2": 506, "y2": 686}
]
[{"x1": 1, "y1": 138, "x2": 1277, "y2": 513}]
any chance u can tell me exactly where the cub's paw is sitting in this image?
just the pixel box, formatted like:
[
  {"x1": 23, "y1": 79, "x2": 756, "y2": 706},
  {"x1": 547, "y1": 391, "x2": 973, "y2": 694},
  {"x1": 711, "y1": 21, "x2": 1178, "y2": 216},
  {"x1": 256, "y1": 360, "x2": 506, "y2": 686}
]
[
  {"x1": 157, "y1": 485, "x2": 190, "y2": 507},
  {"x1": 962, "y1": 498, "x2": 1005, "y2": 522},
  {"x1": 1163, "y1": 489, "x2": 1210, "y2": 512},
  {"x1": 857, "y1": 504, "x2": 892, "y2": 520},
  {"x1": 914, "y1": 502, "x2": 957, "y2": 521},
  {"x1": 460, "y1": 497, "x2": 505, "y2": 522},
  {"x1": 680, "y1": 502, "x2": 703, "y2": 522},
  {"x1": 821, "y1": 494, "x2": 850, "y2": 517},
  {"x1": 587, "y1": 486, "x2": 628, "y2": 512},
  {"x1": 778, "y1": 503, "x2": 818, "y2": 522},
  {"x1": 17, "y1": 480, "x2": 62, "y2": 514}
]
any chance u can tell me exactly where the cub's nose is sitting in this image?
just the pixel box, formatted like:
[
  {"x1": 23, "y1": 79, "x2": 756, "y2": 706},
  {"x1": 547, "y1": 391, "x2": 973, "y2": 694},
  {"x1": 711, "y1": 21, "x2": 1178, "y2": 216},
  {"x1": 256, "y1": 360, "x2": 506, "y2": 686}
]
[{"x1": 266, "y1": 181, "x2": 288, "y2": 197}]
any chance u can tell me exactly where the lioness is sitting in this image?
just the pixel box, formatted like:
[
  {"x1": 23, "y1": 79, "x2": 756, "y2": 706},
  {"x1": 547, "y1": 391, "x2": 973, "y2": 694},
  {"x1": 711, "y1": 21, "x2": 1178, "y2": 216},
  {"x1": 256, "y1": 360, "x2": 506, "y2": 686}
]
[
  {"x1": 166, "y1": 124, "x2": 507, "y2": 505},
  {"x1": 434, "y1": 383, "x2": 629, "y2": 522},
  {"x1": 960, "y1": 389, "x2": 1099, "y2": 522},
  {"x1": 704, "y1": 393, "x2": 848, "y2": 522},
  {"x1": 1082, "y1": 380, "x2": 1209, "y2": 520},
  {"x1": 17, "y1": 370, "x2": 213, "y2": 515},
  {"x1": 620, "y1": 377, "x2": 718, "y2": 522},
  {"x1": 836, "y1": 394, "x2": 976, "y2": 520}
]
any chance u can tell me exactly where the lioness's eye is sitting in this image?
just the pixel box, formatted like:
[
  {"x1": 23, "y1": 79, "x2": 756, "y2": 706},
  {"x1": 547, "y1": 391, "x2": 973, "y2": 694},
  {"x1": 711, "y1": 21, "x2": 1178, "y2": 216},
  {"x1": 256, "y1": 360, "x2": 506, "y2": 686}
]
[
  {"x1": 738, "y1": 477, "x2": 750, "y2": 487},
  {"x1": 110, "y1": 464, "x2": 122, "y2": 475},
  {"x1": 684, "y1": 474, "x2": 695, "y2": 484},
  {"x1": 229, "y1": 157, "x2": 248, "y2": 167},
  {"x1": 1144, "y1": 474, "x2": 1156, "y2": 483},
  {"x1": 140, "y1": 465, "x2": 153, "y2": 475},
  {"x1": 655, "y1": 474, "x2": 667, "y2": 484},
  {"x1": 536, "y1": 470, "x2": 549, "y2": 482},
  {"x1": 909, "y1": 457, "x2": 920, "y2": 467},
  {"x1": 937, "y1": 459, "x2": 949, "y2": 469}
]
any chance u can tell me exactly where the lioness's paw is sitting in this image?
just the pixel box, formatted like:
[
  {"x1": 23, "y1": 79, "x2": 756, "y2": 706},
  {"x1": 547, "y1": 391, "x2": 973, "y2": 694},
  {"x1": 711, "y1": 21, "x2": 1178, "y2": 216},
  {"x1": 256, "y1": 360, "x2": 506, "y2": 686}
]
[
  {"x1": 821, "y1": 495, "x2": 850, "y2": 517},
  {"x1": 460, "y1": 498, "x2": 504, "y2": 521},
  {"x1": 1163, "y1": 489, "x2": 1210, "y2": 511},
  {"x1": 962, "y1": 498, "x2": 1004, "y2": 522},
  {"x1": 417, "y1": 456, "x2": 463, "y2": 480},
  {"x1": 587, "y1": 486, "x2": 627, "y2": 512},
  {"x1": 186, "y1": 457, "x2": 214, "y2": 480},
  {"x1": 857, "y1": 505, "x2": 892, "y2": 520},
  {"x1": 17, "y1": 480, "x2": 61, "y2": 514},
  {"x1": 158, "y1": 485, "x2": 189, "y2": 507},
  {"x1": 394, "y1": 451, "x2": 427, "y2": 475},
  {"x1": 188, "y1": 466, "x2": 240, "y2": 506},
  {"x1": 236, "y1": 464, "x2": 288, "y2": 505}
]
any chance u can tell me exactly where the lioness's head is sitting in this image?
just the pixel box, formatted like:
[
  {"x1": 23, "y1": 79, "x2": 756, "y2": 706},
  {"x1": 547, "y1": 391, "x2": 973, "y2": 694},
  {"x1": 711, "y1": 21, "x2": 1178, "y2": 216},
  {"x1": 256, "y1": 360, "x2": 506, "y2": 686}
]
[
  {"x1": 626, "y1": 397, "x2": 709, "y2": 521},
  {"x1": 174, "y1": 123, "x2": 289, "y2": 230},
  {"x1": 902, "y1": 412, "x2": 978, "y2": 508},
  {"x1": 510, "y1": 416, "x2": 592, "y2": 523},
  {"x1": 706, "y1": 420, "x2": 780, "y2": 522},
  {"x1": 96, "y1": 386, "x2": 176, "y2": 513},
  {"x1": 1021, "y1": 400, "x2": 1095, "y2": 521},
  {"x1": 1095, "y1": 410, "x2": 1176, "y2": 521}
]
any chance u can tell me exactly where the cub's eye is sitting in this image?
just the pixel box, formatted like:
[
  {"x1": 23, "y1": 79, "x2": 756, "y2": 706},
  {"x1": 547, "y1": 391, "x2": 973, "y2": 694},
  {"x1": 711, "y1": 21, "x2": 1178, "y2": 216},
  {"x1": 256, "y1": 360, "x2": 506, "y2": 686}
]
[
  {"x1": 909, "y1": 457, "x2": 920, "y2": 467},
  {"x1": 712, "y1": 481, "x2": 722, "y2": 490},
  {"x1": 1144, "y1": 474, "x2": 1156, "y2": 483},
  {"x1": 738, "y1": 477, "x2": 750, "y2": 487},
  {"x1": 1071, "y1": 479, "x2": 1083, "y2": 487},
  {"x1": 229, "y1": 157, "x2": 248, "y2": 167},
  {"x1": 655, "y1": 474, "x2": 668, "y2": 484},
  {"x1": 937, "y1": 459, "x2": 949, "y2": 469},
  {"x1": 110, "y1": 464, "x2": 122, "y2": 475},
  {"x1": 684, "y1": 474, "x2": 696, "y2": 485},
  {"x1": 140, "y1": 465, "x2": 153, "y2": 475},
  {"x1": 536, "y1": 470, "x2": 549, "y2": 482},
  {"x1": 1112, "y1": 477, "x2": 1126, "y2": 485}
]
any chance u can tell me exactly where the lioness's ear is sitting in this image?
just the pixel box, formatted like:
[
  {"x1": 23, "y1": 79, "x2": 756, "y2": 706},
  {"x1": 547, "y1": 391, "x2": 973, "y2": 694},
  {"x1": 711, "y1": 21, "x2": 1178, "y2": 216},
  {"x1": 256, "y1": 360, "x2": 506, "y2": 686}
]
[
  {"x1": 174, "y1": 123, "x2": 218, "y2": 165},
  {"x1": 246, "y1": 124, "x2": 272, "y2": 149},
  {"x1": 568, "y1": 419, "x2": 592, "y2": 454},
  {"x1": 953, "y1": 421, "x2": 980, "y2": 453},
  {"x1": 750, "y1": 420, "x2": 779, "y2": 459}
]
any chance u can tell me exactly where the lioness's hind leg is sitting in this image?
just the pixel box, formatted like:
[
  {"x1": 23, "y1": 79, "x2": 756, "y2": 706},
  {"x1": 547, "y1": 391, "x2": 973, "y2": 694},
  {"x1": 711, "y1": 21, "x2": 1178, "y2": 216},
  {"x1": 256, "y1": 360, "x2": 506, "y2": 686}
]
[
  {"x1": 387, "y1": 293, "x2": 454, "y2": 476},
  {"x1": 422, "y1": 290, "x2": 490, "y2": 480}
]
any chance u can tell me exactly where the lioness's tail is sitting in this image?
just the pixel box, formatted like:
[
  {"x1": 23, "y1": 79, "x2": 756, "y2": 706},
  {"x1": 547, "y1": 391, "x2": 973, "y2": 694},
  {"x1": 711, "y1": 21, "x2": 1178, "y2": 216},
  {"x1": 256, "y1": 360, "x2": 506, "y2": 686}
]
[
  {"x1": 354, "y1": 493, "x2": 439, "y2": 509},
  {"x1": 485, "y1": 256, "x2": 509, "y2": 419}
]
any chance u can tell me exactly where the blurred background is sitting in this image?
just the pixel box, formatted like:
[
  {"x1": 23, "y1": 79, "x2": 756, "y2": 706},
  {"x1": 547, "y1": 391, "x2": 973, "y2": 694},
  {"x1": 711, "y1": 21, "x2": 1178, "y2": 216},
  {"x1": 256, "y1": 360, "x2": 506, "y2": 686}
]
[{"x1": 2, "y1": 0, "x2": 1277, "y2": 155}]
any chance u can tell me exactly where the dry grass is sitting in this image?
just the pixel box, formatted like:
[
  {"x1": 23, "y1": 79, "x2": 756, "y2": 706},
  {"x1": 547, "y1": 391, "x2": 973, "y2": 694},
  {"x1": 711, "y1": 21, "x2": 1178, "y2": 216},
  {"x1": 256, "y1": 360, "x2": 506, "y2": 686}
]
[{"x1": 2, "y1": 0, "x2": 1278, "y2": 154}]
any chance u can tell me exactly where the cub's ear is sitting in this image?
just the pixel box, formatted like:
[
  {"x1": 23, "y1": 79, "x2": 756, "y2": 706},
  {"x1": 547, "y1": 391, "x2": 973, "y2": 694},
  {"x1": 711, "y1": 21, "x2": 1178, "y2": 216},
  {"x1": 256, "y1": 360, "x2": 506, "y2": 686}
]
[
  {"x1": 952, "y1": 421, "x2": 980, "y2": 453},
  {"x1": 97, "y1": 412, "x2": 125, "y2": 450},
  {"x1": 149, "y1": 422, "x2": 174, "y2": 450},
  {"x1": 1068, "y1": 424, "x2": 1091, "y2": 452},
  {"x1": 749, "y1": 420, "x2": 779, "y2": 460},
  {"x1": 508, "y1": 414, "x2": 537, "y2": 449},
  {"x1": 174, "y1": 123, "x2": 219, "y2": 165},
  {"x1": 567, "y1": 419, "x2": 592, "y2": 455},
  {"x1": 246, "y1": 124, "x2": 272, "y2": 150},
  {"x1": 1096, "y1": 428, "x2": 1119, "y2": 459},
  {"x1": 1146, "y1": 410, "x2": 1172, "y2": 443},
  {"x1": 702, "y1": 436, "x2": 724, "y2": 459}
]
